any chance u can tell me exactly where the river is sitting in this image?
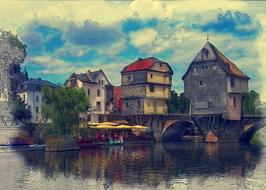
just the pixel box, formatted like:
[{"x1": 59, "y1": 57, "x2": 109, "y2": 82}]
[{"x1": 0, "y1": 142, "x2": 265, "y2": 190}]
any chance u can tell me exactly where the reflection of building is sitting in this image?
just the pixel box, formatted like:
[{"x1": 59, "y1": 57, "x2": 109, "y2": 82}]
[
  {"x1": 65, "y1": 69, "x2": 113, "y2": 114},
  {"x1": 17, "y1": 78, "x2": 56, "y2": 123},
  {"x1": 182, "y1": 41, "x2": 250, "y2": 120},
  {"x1": 121, "y1": 57, "x2": 173, "y2": 115}
]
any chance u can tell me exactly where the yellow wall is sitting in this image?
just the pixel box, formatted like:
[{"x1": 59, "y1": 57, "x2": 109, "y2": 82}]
[
  {"x1": 150, "y1": 62, "x2": 171, "y2": 73},
  {"x1": 144, "y1": 99, "x2": 167, "y2": 114},
  {"x1": 146, "y1": 85, "x2": 170, "y2": 99},
  {"x1": 147, "y1": 71, "x2": 171, "y2": 85}
]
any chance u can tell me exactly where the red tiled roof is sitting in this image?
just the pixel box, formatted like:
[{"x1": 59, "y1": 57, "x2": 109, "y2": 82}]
[
  {"x1": 122, "y1": 57, "x2": 164, "y2": 73},
  {"x1": 122, "y1": 58, "x2": 154, "y2": 72}
]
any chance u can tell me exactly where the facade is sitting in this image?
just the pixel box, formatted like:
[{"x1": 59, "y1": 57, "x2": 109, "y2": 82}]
[
  {"x1": 113, "y1": 86, "x2": 123, "y2": 114},
  {"x1": 65, "y1": 69, "x2": 113, "y2": 114},
  {"x1": 121, "y1": 57, "x2": 173, "y2": 115},
  {"x1": 182, "y1": 41, "x2": 250, "y2": 120},
  {"x1": 17, "y1": 78, "x2": 56, "y2": 123}
]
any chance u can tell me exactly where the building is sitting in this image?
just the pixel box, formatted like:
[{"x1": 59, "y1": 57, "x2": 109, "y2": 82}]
[
  {"x1": 65, "y1": 69, "x2": 113, "y2": 114},
  {"x1": 182, "y1": 41, "x2": 250, "y2": 120},
  {"x1": 17, "y1": 78, "x2": 56, "y2": 123},
  {"x1": 121, "y1": 57, "x2": 173, "y2": 115},
  {"x1": 113, "y1": 86, "x2": 123, "y2": 114}
]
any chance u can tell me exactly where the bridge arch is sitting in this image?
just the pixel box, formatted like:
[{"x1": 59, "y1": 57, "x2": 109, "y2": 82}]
[
  {"x1": 161, "y1": 120, "x2": 201, "y2": 141},
  {"x1": 239, "y1": 121, "x2": 266, "y2": 142}
]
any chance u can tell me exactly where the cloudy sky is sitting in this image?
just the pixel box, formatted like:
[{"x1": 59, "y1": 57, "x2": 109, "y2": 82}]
[{"x1": 1, "y1": 0, "x2": 266, "y2": 100}]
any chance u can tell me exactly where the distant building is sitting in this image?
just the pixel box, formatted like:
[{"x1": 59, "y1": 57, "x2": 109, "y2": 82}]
[
  {"x1": 113, "y1": 86, "x2": 123, "y2": 114},
  {"x1": 17, "y1": 78, "x2": 56, "y2": 123},
  {"x1": 182, "y1": 41, "x2": 250, "y2": 120},
  {"x1": 121, "y1": 57, "x2": 173, "y2": 115},
  {"x1": 65, "y1": 69, "x2": 113, "y2": 114}
]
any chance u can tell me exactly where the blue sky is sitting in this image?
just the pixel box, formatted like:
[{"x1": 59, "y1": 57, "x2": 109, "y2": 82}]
[{"x1": 1, "y1": 1, "x2": 266, "y2": 99}]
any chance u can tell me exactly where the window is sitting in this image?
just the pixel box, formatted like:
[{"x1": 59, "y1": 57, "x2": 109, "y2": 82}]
[
  {"x1": 36, "y1": 95, "x2": 39, "y2": 102},
  {"x1": 36, "y1": 106, "x2": 39, "y2": 113},
  {"x1": 160, "y1": 63, "x2": 162, "y2": 67},
  {"x1": 88, "y1": 89, "x2": 90, "y2": 96},
  {"x1": 36, "y1": 116, "x2": 38, "y2": 122},
  {"x1": 97, "y1": 89, "x2": 101, "y2": 96},
  {"x1": 212, "y1": 65, "x2": 217, "y2": 70},
  {"x1": 21, "y1": 85, "x2": 24, "y2": 89},
  {"x1": 96, "y1": 101, "x2": 101, "y2": 111},
  {"x1": 233, "y1": 97, "x2": 237, "y2": 107},
  {"x1": 193, "y1": 67, "x2": 197, "y2": 72},
  {"x1": 204, "y1": 49, "x2": 209, "y2": 58},
  {"x1": 199, "y1": 81, "x2": 203, "y2": 86},
  {"x1": 150, "y1": 74, "x2": 153, "y2": 78},
  {"x1": 150, "y1": 84, "x2": 155, "y2": 92},
  {"x1": 126, "y1": 102, "x2": 129, "y2": 107},
  {"x1": 127, "y1": 75, "x2": 131, "y2": 82},
  {"x1": 101, "y1": 80, "x2": 104, "y2": 84},
  {"x1": 230, "y1": 77, "x2": 235, "y2": 87},
  {"x1": 23, "y1": 94, "x2": 26, "y2": 101},
  {"x1": 138, "y1": 100, "x2": 141, "y2": 107}
]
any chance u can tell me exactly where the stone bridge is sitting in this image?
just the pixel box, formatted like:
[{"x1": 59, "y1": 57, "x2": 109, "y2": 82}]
[{"x1": 107, "y1": 114, "x2": 266, "y2": 143}]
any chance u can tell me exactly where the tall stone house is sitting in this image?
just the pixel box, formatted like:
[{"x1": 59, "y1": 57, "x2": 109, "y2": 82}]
[
  {"x1": 121, "y1": 57, "x2": 173, "y2": 115},
  {"x1": 17, "y1": 78, "x2": 56, "y2": 123},
  {"x1": 182, "y1": 41, "x2": 250, "y2": 120},
  {"x1": 65, "y1": 69, "x2": 113, "y2": 114}
]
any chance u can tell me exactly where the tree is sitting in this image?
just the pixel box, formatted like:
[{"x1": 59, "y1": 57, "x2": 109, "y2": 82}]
[
  {"x1": 13, "y1": 98, "x2": 31, "y2": 122},
  {"x1": 243, "y1": 90, "x2": 261, "y2": 115},
  {"x1": 42, "y1": 86, "x2": 90, "y2": 137},
  {"x1": 168, "y1": 90, "x2": 190, "y2": 114}
]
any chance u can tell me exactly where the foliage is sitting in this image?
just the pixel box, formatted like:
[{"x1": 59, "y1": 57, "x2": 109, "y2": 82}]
[
  {"x1": 13, "y1": 98, "x2": 31, "y2": 122},
  {"x1": 168, "y1": 90, "x2": 190, "y2": 114},
  {"x1": 42, "y1": 86, "x2": 90, "y2": 137},
  {"x1": 243, "y1": 90, "x2": 262, "y2": 115}
]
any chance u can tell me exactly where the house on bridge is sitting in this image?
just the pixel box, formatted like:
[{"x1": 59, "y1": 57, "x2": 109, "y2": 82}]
[
  {"x1": 121, "y1": 57, "x2": 173, "y2": 115},
  {"x1": 182, "y1": 41, "x2": 250, "y2": 120}
]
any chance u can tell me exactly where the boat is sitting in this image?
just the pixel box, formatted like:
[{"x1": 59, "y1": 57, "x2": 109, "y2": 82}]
[{"x1": 0, "y1": 144, "x2": 45, "y2": 152}]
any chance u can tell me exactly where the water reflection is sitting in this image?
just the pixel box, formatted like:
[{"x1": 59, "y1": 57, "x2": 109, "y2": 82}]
[{"x1": 16, "y1": 143, "x2": 262, "y2": 189}]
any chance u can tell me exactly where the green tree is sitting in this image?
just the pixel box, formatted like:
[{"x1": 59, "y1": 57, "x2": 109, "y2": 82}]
[
  {"x1": 13, "y1": 98, "x2": 31, "y2": 122},
  {"x1": 42, "y1": 86, "x2": 90, "y2": 137},
  {"x1": 168, "y1": 90, "x2": 190, "y2": 114},
  {"x1": 243, "y1": 90, "x2": 261, "y2": 115}
]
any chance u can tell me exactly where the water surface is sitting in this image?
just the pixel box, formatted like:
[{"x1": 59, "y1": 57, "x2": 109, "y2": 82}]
[{"x1": 0, "y1": 143, "x2": 265, "y2": 190}]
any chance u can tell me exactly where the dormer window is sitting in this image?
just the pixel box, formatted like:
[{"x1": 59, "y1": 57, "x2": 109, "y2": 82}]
[{"x1": 202, "y1": 48, "x2": 209, "y2": 59}]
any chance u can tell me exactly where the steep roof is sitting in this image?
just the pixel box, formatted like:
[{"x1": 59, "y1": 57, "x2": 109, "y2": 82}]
[
  {"x1": 17, "y1": 78, "x2": 56, "y2": 92},
  {"x1": 182, "y1": 42, "x2": 250, "y2": 80},
  {"x1": 70, "y1": 73, "x2": 95, "y2": 83},
  {"x1": 121, "y1": 57, "x2": 173, "y2": 74},
  {"x1": 67, "y1": 69, "x2": 112, "y2": 85},
  {"x1": 209, "y1": 42, "x2": 249, "y2": 79}
]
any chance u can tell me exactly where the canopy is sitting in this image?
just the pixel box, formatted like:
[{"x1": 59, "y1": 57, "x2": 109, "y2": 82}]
[{"x1": 89, "y1": 124, "x2": 149, "y2": 130}]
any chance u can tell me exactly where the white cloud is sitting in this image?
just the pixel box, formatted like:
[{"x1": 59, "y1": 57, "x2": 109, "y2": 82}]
[{"x1": 129, "y1": 28, "x2": 158, "y2": 47}]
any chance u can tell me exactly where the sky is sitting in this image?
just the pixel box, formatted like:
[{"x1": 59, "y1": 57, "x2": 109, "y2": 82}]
[{"x1": 1, "y1": 0, "x2": 266, "y2": 100}]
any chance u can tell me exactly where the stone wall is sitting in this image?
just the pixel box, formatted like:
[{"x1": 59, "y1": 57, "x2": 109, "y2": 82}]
[
  {"x1": 0, "y1": 30, "x2": 27, "y2": 127},
  {"x1": 184, "y1": 60, "x2": 228, "y2": 116}
]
